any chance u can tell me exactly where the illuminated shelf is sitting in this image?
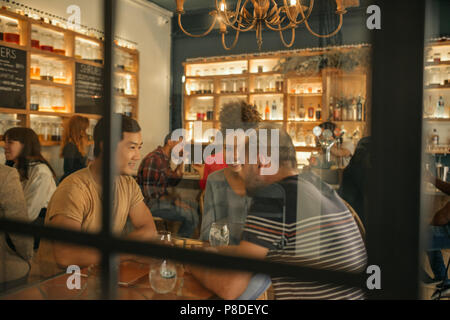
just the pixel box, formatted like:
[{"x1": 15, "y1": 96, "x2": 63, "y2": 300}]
[
  {"x1": 0, "y1": 40, "x2": 26, "y2": 50},
  {"x1": 250, "y1": 92, "x2": 284, "y2": 95},
  {"x1": 31, "y1": 79, "x2": 72, "y2": 89},
  {"x1": 424, "y1": 61, "x2": 450, "y2": 67},
  {"x1": 288, "y1": 93, "x2": 322, "y2": 97},
  {"x1": 30, "y1": 48, "x2": 71, "y2": 61},
  {"x1": 424, "y1": 118, "x2": 450, "y2": 122},
  {"x1": 295, "y1": 146, "x2": 321, "y2": 152},
  {"x1": 424, "y1": 84, "x2": 450, "y2": 90}
]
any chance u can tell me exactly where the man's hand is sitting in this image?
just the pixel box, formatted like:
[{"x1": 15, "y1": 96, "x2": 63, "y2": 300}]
[{"x1": 192, "y1": 164, "x2": 205, "y2": 179}]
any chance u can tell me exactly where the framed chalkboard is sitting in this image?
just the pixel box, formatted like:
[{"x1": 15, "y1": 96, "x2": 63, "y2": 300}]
[
  {"x1": 75, "y1": 62, "x2": 104, "y2": 115},
  {"x1": 0, "y1": 45, "x2": 27, "y2": 109}
]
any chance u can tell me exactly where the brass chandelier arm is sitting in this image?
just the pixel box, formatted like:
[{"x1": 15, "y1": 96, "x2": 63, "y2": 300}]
[
  {"x1": 221, "y1": 30, "x2": 240, "y2": 50},
  {"x1": 216, "y1": 0, "x2": 243, "y2": 26},
  {"x1": 292, "y1": 0, "x2": 315, "y2": 26},
  {"x1": 264, "y1": 18, "x2": 296, "y2": 32},
  {"x1": 221, "y1": 0, "x2": 254, "y2": 31},
  {"x1": 303, "y1": 12, "x2": 343, "y2": 38},
  {"x1": 177, "y1": 12, "x2": 218, "y2": 38},
  {"x1": 279, "y1": 27, "x2": 296, "y2": 48}
]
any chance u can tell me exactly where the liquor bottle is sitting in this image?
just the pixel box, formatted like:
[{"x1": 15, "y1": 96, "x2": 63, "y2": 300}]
[
  {"x1": 265, "y1": 100, "x2": 271, "y2": 120},
  {"x1": 289, "y1": 104, "x2": 296, "y2": 120},
  {"x1": 351, "y1": 98, "x2": 357, "y2": 121},
  {"x1": 328, "y1": 97, "x2": 334, "y2": 121},
  {"x1": 431, "y1": 129, "x2": 439, "y2": 146},
  {"x1": 316, "y1": 104, "x2": 322, "y2": 120},
  {"x1": 341, "y1": 99, "x2": 347, "y2": 121},
  {"x1": 436, "y1": 96, "x2": 445, "y2": 118},
  {"x1": 357, "y1": 96, "x2": 363, "y2": 121},
  {"x1": 308, "y1": 103, "x2": 314, "y2": 119},
  {"x1": 271, "y1": 100, "x2": 278, "y2": 120},
  {"x1": 298, "y1": 104, "x2": 306, "y2": 120},
  {"x1": 334, "y1": 101, "x2": 341, "y2": 121}
]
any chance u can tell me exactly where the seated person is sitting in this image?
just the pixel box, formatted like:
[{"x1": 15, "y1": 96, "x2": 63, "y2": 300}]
[
  {"x1": 0, "y1": 164, "x2": 34, "y2": 292},
  {"x1": 29, "y1": 114, "x2": 157, "y2": 281},
  {"x1": 200, "y1": 102, "x2": 269, "y2": 300},
  {"x1": 186, "y1": 125, "x2": 367, "y2": 300},
  {"x1": 137, "y1": 131, "x2": 198, "y2": 238},
  {"x1": 200, "y1": 102, "x2": 261, "y2": 243},
  {"x1": 3, "y1": 127, "x2": 57, "y2": 249},
  {"x1": 423, "y1": 170, "x2": 450, "y2": 298},
  {"x1": 60, "y1": 115, "x2": 90, "y2": 182},
  {"x1": 338, "y1": 136, "x2": 372, "y2": 226}
]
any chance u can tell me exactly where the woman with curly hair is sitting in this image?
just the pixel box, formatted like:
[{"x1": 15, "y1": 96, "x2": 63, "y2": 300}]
[
  {"x1": 60, "y1": 115, "x2": 89, "y2": 181},
  {"x1": 197, "y1": 101, "x2": 262, "y2": 190},
  {"x1": 199, "y1": 101, "x2": 270, "y2": 300}
]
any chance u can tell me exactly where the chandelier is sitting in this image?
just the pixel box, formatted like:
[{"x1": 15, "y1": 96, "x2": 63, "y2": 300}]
[{"x1": 175, "y1": 0, "x2": 360, "y2": 50}]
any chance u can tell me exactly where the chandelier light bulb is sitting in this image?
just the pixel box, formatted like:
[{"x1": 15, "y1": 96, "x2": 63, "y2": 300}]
[
  {"x1": 220, "y1": 1, "x2": 226, "y2": 12},
  {"x1": 290, "y1": 0, "x2": 297, "y2": 6}
]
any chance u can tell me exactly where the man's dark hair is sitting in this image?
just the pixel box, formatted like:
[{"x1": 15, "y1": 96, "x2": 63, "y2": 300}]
[
  {"x1": 163, "y1": 129, "x2": 181, "y2": 146},
  {"x1": 246, "y1": 123, "x2": 297, "y2": 169},
  {"x1": 319, "y1": 121, "x2": 337, "y2": 138},
  {"x1": 93, "y1": 114, "x2": 141, "y2": 157}
]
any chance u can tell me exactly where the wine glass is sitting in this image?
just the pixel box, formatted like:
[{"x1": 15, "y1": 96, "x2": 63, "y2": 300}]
[{"x1": 209, "y1": 222, "x2": 230, "y2": 247}]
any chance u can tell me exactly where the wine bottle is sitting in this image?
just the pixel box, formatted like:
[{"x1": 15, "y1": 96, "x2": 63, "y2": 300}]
[
  {"x1": 308, "y1": 103, "x2": 314, "y2": 119},
  {"x1": 316, "y1": 104, "x2": 322, "y2": 120},
  {"x1": 437, "y1": 96, "x2": 445, "y2": 118},
  {"x1": 265, "y1": 100, "x2": 270, "y2": 120},
  {"x1": 357, "y1": 96, "x2": 363, "y2": 121},
  {"x1": 272, "y1": 100, "x2": 277, "y2": 120}
]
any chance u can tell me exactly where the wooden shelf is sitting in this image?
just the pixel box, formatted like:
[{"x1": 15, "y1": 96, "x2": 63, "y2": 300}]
[
  {"x1": 424, "y1": 84, "x2": 450, "y2": 90},
  {"x1": 288, "y1": 120, "x2": 322, "y2": 123},
  {"x1": 250, "y1": 92, "x2": 284, "y2": 96},
  {"x1": 30, "y1": 79, "x2": 72, "y2": 89},
  {"x1": 424, "y1": 118, "x2": 450, "y2": 122},
  {"x1": 288, "y1": 93, "x2": 323, "y2": 97},
  {"x1": 217, "y1": 92, "x2": 248, "y2": 97},
  {"x1": 115, "y1": 93, "x2": 138, "y2": 99},
  {"x1": 250, "y1": 71, "x2": 282, "y2": 77},
  {"x1": 29, "y1": 111, "x2": 71, "y2": 117},
  {"x1": 185, "y1": 94, "x2": 215, "y2": 98},
  {"x1": 30, "y1": 48, "x2": 72, "y2": 61},
  {"x1": 0, "y1": 107, "x2": 27, "y2": 114},
  {"x1": 295, "y1": 146, "x2": 321, "y2": 152},
  {"x1": 425, "y1": 61, "x2": 450, "y2": 67},
  {"x1": 0, "y1": 40, "x2": 27, "y2": 50}
]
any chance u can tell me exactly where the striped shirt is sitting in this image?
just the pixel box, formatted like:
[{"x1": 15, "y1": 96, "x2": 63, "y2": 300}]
[{"x1": 242, "y1": 172, "x2": 367, "y2": 300}]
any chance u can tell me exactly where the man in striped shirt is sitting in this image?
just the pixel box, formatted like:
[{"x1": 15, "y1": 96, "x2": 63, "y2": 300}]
[{"x1": 186, "y1": 125, "x2": 367, "y2": 299}]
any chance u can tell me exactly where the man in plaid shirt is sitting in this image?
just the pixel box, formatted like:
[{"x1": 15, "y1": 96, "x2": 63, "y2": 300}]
[{"x1": 137, "y1": 132, "x2": 199, "y2": 237}]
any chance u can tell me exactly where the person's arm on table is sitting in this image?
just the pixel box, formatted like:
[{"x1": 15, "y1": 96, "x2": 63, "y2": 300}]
[{"x1": 185, "y1": 241, "x2": 268, "y2": 300}]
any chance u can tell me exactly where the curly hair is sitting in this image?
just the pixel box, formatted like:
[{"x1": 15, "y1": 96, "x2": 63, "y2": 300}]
[{"x1": 218, "y1": 101, "x2": 262, "y2": 135}]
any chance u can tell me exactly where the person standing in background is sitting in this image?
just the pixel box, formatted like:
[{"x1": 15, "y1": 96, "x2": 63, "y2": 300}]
[
  {"x1": 60, "y1": 115, "x2": 89, "y2": 182},
  {"x1": 3, "y1": 127, "x2": 57, "y2": 250}
]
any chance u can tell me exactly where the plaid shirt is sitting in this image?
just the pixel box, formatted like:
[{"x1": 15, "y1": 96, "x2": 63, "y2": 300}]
[{"x1": 137, "y1": 146, "x2": 181, "y2": 208}]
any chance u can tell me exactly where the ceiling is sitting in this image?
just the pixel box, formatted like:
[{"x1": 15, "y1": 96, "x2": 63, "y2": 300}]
[{"x1": 147, "y1": 0, "x2": 215, "y2": 12}]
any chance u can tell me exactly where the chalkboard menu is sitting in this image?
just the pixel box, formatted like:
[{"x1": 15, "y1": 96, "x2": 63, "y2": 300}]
[
  {"x1": 75, "y1": 62, "x2": 104, "y2": 114},
  {"x1": 0, "y1": 45, "x2": 27, "y2": 109}
]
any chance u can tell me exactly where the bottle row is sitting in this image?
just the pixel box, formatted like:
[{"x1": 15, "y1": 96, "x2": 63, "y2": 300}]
[
  {"x1": 256, "y1": 99, "x2": 284, "y2": 121},
  {"x1": 30, "y1": 57, "x2": 68, "y2": 83},
  {"x1": 424, "y1": 67, "x2": 450, "y2": 86},
  {"x1": 288, "y1": 103, "x2": 323, "y2": 122},
  {"x1": 425, "y1": 46, "x2": 450, "y2": 63},
  {"x1": 0, "y1": 17, "x2": 20, "y2": 44},
  {"x1": 0, "y1": 117, "x2": 21, "y2": 140},
  {"x1": 424, "y1": 95, "x2": 447, "y2": 118},
  {"x1": 327, "y1": 96, "x2": 365, "y2": 122},
  {"x1": 114, "y1": 74, "x2": 137, "y2": 96},
  {"x1": 30, "y1": 87, "x2": 66, "y2": 112}
]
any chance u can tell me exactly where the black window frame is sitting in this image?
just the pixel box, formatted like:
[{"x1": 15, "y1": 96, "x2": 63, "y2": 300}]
[{"x1": 0, "y1": 0, "x2": 428, "y2": 300}]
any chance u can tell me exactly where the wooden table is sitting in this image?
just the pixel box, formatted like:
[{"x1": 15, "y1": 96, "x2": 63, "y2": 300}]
[{"x1": 1, "y1": 239, "x2": 216, "y2": 300}]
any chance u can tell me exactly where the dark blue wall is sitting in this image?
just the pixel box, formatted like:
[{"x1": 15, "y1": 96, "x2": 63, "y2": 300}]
[{"x1": 169, "y1": 0, "x2": 449, "y2": 129}]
